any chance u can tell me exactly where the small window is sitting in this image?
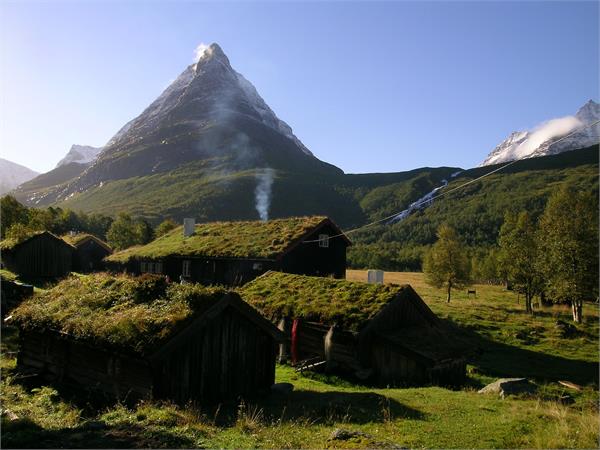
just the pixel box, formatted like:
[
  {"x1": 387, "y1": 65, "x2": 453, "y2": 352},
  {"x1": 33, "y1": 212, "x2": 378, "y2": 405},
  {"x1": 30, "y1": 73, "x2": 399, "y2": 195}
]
[
  {"x1": 318, "y1": 234, "x2": 330, "y2": 248},
  {"x1": 182, "y1": 260, "x2": 191, "y2": 277},
  {"x1": 155, "y1": 262, "x2": 163, "y2": 274},
  {"x1": 147, "y1": 262, "x2": 154, "y2": 274},
  {"x1": 140, "y1": 261, "x2": 147, "y2": 273},
  {"x1": 252, "y1": 262, "x2": 263, "y2": 271}
]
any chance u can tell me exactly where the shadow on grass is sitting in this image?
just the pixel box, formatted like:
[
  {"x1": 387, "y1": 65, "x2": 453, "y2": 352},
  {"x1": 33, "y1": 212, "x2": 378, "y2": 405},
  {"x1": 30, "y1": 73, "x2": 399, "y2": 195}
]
[
  {"x1": 257, "y1": 389, "x2": 423, "y2": 425},
  {"x1": 0, "y1": 417, "x2": 201, "y2": 449},
  {"x1": 442, "y1": 319, "x2": 600, "y2": 386}
]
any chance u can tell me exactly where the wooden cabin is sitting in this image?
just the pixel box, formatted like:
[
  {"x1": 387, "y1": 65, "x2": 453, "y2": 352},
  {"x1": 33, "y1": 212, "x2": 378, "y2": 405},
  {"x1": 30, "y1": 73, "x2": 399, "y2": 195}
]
[
  {"x1": 12, "y1": 273, "x2": 283, "y2": 404},
  {"x1": 241, "y1": 272, "x2": 467, "y2": 386},
  {"x1": 62, "y1": 233, "x2": 112, "y2": 272},
  {"x1": 105, "y1": 216, "x2": 350, "y2": 286},
  {"x1": 0, "y1": 231, "x2": 75, "y2": 278}
]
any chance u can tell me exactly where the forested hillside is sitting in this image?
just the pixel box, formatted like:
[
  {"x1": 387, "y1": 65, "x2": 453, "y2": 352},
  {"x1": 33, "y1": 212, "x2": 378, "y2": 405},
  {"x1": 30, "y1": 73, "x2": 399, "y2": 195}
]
[{"x1": 347, "y1": 146, "x2": 599, "y2": 270}]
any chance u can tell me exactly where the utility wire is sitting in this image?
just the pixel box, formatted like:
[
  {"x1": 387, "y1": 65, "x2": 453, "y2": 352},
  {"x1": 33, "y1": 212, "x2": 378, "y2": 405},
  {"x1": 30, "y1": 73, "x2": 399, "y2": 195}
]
[{"x1": 303, "y1": 119, "x2": 600, "y2": 243}]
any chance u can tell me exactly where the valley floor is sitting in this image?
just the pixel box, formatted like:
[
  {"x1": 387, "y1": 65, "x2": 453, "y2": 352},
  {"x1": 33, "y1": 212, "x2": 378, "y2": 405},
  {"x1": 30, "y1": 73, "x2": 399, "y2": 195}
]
[{"x1": 1, "y1": 272, "x2": 598, "y2": 448}]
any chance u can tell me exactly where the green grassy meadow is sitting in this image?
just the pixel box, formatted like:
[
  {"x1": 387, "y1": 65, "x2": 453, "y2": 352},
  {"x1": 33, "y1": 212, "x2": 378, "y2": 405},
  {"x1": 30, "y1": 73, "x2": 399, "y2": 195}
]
[{"x1": 1, "y1": 272, "x2": 598, "y2": 448}]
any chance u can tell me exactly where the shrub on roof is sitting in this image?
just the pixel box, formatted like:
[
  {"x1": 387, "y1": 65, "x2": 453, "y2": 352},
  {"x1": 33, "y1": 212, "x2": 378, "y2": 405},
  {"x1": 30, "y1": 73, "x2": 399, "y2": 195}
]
[
  {"x1": 240, "y1": 272, "x2": 409, "y2": 332},
  {"x1": 12, "y1": 273, "x2": 228, "y2": 354}
]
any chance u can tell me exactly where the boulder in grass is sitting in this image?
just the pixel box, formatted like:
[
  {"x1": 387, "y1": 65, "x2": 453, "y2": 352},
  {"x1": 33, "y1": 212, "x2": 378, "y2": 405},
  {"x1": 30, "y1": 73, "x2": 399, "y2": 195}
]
[
  {"x1": 270, "y1": 382, "x2": 294, "y2": 395},
  {"x1": 478, "y1": 378, "x2": 537, "y2": 398},
  {"x1": 327, "y1": 428, "x2": 407, "y2": 449}
]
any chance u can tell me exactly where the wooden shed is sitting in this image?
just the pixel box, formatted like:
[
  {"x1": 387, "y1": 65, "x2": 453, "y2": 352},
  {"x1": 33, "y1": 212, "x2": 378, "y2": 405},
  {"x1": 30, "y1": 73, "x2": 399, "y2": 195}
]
[
  {"x1": 0, "y1": 231, "x2": 75, "y2": 278},
  {"x1": 12, "y1": 273, "x2": 283, "y2": 404},
  {"x1": 62, "y1": 233, "x2": 112, "y2": 272},
  {"x1": 105, "y1": 216, "x2": 350, "y2": 286},
  {"x1": 241, "y1": 272, "x2": 467, "y2": 386}
]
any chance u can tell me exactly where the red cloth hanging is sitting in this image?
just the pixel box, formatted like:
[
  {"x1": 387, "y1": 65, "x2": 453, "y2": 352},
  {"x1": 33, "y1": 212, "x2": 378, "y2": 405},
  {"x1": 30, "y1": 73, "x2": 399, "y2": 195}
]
[{"x1": 291, "y1": 318, "x2": 299, "y2": 364}]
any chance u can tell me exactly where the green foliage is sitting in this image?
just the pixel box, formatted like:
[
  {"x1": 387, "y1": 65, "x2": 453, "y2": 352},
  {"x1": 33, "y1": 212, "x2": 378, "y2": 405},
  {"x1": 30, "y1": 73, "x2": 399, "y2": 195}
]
[
  {"x1": 11, "y1": 273, "x2": 228, "y2": 354},
  {"x1": 423, "y1": 224, "x2": 471, "y2": 302},
  {"x1": 2, "y1": 224, "x2": 41, "y2": 248},
  {"x1": 0, "y1": 195, "x2": 29, "y2": 238},
  {"x1": 348, "y1": 243, "x2": 426, "y2": 271},
  {"x1": 349, "y1": 147, "x2": 598, "y2": 270},
  {"x1": 0, "y1": 195, "x2": 113, "y2": 243},
  {"x1": 470, "y1": 247, "x2": 502, "y2": 284},
  {"x1": 107, "y1": 216, "x2": 330, "y2": 262},
  {"x1": 240, "y1": 271, "x2": 414, "y2": 331},
  {"x1": 498, "y1": 211, "x2": 542, "y2": 313},
  {"x1": 537, "y1": 187, "x2": 599, "y2": 322},
  {"x1": 106, "y1": 213, "x2": 152, "y2": 251},
  {"x1": 155, "y1": 218, "x2": 178, "y2": 237}
]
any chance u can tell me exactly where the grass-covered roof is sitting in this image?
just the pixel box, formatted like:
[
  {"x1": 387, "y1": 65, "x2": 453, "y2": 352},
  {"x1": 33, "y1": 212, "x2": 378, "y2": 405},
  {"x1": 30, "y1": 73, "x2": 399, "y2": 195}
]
[
  {"x1": 61, "y1": 233, "x2": 111, "y2": 251},
  {"x1": 107, "y1": 216, "x2": 336, "y2": 263},
  {"x1": 0, "y1": 230, "x2": 76, "y2": 251},
  {"x1": 11, "y1": 273, "x2": 229, "y2": 355},
  {"x1": 239, "y1": 271, "x2": 415, "y2": 332}
]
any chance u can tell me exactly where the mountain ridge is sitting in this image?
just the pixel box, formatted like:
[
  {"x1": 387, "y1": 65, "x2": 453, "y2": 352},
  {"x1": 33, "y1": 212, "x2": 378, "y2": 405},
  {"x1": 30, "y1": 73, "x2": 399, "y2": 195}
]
[
  {"x1": 0, "y1": 158, "x2": 39, "y2": 195},
  {"x1": 481, "y1": 100, "x2": 600, "y2": 166}
]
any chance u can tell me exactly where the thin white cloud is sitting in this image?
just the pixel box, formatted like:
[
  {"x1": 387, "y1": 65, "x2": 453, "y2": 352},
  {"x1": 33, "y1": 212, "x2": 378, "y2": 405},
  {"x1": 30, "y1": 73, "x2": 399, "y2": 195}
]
[{"x1": 194, "y1": 43, "x2": 209, "y2": 62}]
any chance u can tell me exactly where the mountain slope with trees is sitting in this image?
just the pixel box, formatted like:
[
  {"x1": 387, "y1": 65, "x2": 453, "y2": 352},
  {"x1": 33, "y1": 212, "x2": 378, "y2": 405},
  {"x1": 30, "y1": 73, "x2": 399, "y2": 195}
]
[{"x1": 348, "y1": 145, "x2": 598, "y2": 270}]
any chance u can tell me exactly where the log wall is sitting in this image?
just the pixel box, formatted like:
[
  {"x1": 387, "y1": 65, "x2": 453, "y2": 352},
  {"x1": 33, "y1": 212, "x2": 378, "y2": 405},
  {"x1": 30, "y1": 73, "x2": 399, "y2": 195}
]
[
  {"x1": 153, "y1": 306, "x2": 277, "y2": 404},
  {"x1": 17, "y1": 330, "x2": 153, "y2": 400}
]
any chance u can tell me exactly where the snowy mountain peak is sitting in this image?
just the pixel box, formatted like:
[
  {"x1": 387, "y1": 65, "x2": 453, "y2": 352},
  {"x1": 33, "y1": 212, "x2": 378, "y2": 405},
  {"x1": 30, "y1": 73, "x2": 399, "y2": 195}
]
[
  {"x1": 52, "y1": 42, "x2": 331, "y2": 200},
  {"x1": 56, "y1": 145, "x2": 102, "y2": 168},
  {"x1": 194, "y1": 42, "x2": 231, "y2": 73},
  {"x1": 575, "y1": 99, "x2": 599, "y2": 123},
  {"x1": 480, "y1": 100, "x2": 600, "y2": 166}
]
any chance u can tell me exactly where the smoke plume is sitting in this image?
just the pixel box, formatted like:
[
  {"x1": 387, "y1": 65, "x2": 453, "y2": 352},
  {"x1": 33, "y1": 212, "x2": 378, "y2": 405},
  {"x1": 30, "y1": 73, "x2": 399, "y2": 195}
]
[
  {"x1": 194, "y1": 43, "x2": 210, "y2": 62},
  {"x1": 515, "y1": 115, "x2": 582, "y2": 159},
  {"x1": 255, "y1": 168, "x2": 274, "y2": 221}
]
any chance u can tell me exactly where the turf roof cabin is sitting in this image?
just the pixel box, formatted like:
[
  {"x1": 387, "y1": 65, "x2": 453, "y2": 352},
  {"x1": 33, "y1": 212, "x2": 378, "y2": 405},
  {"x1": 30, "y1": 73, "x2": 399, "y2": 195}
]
[
  {"x1": 240, "y1": 272, "x2": 467, "y2": 386},
  {"x1": 62, "y1": 233, "x2": 112, "y2": 272},
  {"x1": 106, "y1": 216, "x2": 350, "y2": 286},
  {"x1": 12, "y1": 274, "x2": 283, "y2": 404},
  {"x1": 0, "y1": 231, "x2": 75, "y2": 278}
]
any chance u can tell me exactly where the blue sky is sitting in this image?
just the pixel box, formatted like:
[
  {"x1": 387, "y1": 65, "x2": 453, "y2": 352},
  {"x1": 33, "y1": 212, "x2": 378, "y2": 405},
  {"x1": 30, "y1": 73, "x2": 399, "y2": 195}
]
[{"x1": 1, "y1": 0, "x2": 598, "y2": 174}]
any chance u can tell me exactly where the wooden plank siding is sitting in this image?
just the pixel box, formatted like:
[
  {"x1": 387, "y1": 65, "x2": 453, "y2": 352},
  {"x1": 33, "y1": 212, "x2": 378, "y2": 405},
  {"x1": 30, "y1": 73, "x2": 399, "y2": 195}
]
[
  {"x1": 153, "y1": 306, "x2": 276, "y2": 403},
  {"x1": 72, "y1": 238, "x2": 111, "y2": 272},
  {"x1": 269, "y1": 292, "x2": 465, "y2": 386},
  {"x1": 4, "y1": 233, "x2": 74, "y2": 278},
  {"x1": 18, "y1": 330, "x2": 153, "y2": 401}
]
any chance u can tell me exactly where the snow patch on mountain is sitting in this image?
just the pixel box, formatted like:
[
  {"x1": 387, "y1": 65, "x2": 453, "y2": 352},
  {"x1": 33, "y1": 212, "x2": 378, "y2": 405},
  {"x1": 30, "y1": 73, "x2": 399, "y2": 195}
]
[
  {"x1": 56, "y1": 145, "x2": 102, "y2": 167},
  {"x1": 481, "y1": 100, "x2": 600, "y2": 166}
]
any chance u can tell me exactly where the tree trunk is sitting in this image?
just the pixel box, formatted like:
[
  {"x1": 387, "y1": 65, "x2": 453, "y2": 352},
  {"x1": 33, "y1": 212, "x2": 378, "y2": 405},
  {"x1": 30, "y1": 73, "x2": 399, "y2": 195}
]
[
  {"x1": 540, "y1": 291, "x2": 552, "y2": 307},
  {"x1": 572, "y1": 300, "x2": 583, "y2": 324},
  {"x1": 446, "y1": 282, "x2": 452, "y2": 303},
  {"x1": 525, "y1": 293, "x2": 533, "y2": 314}
]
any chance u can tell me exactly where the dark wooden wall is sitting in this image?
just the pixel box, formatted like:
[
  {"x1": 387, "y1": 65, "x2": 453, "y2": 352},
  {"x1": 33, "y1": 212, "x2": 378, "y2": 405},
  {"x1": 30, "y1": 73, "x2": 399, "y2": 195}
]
[
  {"x1": 280, "y1": 223, "x2": 348, "y2": 279},
  {"x1": 17, "y1": 330, "x2": 153, "y2": 401},
  {"x1": 5, "y1": 235, "x2": 73, "y2": 278},
  {"x1": 153, "y1": 306, "x2": 277, "y2": 404},
  {"x1": 278, "y1": 315, "x2": 465, "y2": 386},
  {"x1": 369, "y1": 337, "x2": 429, "y2": 385},
  {"x1": 73, "y1": 240, "x2": 111, "y2": 272}
]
